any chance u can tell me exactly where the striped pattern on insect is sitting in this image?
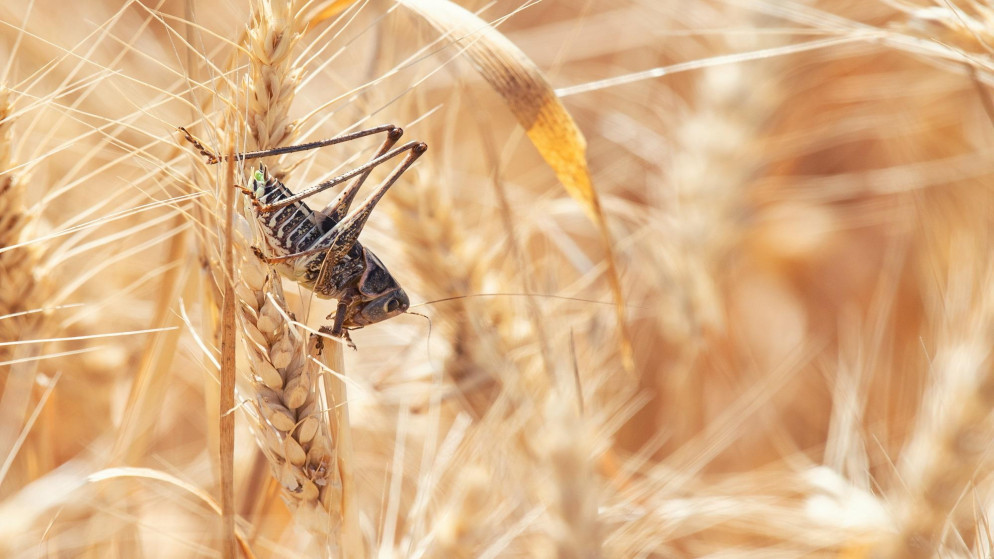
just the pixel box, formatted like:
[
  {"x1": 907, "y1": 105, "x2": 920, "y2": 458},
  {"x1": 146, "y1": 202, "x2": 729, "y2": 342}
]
[{"x1": 180, "y1": 125, "x2": 427, "y2": 348}]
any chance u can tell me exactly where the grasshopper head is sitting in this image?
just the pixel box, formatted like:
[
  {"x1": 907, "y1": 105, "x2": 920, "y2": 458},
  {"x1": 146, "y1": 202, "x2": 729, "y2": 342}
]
[
  {"x1": 345, "y1": 248, "x2": 409, "y2": 327},
  {"x1": 349, "y1": 289, "x2": 410, "y2": 327}
]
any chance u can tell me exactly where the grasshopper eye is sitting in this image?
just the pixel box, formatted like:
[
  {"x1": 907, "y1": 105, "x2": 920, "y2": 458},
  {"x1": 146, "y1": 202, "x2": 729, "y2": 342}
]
[
  {"x1": 253, "y1": 169, "x2": 265, "y2": 183},
  {"x1": 385, "y1": 298, "x2": 401, "y2": 313},
  {"x1": 382, "y1": 294, "x2": 408, "y2": 316},
  {"x1": 353, "y1": 290, "x2": 408, "y2": 327}
]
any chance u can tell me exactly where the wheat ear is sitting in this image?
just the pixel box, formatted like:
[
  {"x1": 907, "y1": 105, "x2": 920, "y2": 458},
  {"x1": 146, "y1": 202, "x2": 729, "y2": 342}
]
[
  {"x1": 0, "y1": 87, "x2": 54, "y2": 467},
  {"x1": 874, "y1": 246, "x2": 994, "y2": 558},
  {"x1": 0, "y1": 88, "x2": 49, "y2": 360},
  {"x1": 228, "y1": 0, "x2": 351, "y2": 548}
]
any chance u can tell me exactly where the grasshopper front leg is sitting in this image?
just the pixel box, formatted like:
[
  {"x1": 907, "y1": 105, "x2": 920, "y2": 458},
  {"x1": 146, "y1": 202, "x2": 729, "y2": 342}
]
[{"x1": 319, "y1": 297, "x2": 357, "y2": 350}]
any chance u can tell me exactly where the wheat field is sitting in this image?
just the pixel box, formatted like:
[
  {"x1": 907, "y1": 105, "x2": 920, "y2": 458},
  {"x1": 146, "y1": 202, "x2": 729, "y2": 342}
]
[{"x1": 2, "y1": 0, "x2": 994, "y2": 557}]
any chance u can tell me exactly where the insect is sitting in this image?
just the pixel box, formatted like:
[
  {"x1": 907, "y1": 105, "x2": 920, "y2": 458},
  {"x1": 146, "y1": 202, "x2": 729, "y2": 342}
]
[{"x1": 180, "y1": 125, "x2": 427, "y2": 348}]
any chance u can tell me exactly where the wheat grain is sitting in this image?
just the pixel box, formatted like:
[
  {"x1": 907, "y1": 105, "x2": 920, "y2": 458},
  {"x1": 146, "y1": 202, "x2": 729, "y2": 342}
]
[
  {"x1": 235, "y1": 248, "x2": 342, "y2": 535},
  {"x1": 242, "y1": 0, "x2": 303, "y2": 162}
]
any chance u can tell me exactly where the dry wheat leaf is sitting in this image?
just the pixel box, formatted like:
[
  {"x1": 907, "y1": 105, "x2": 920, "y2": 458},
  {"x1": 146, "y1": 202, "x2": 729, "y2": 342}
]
[
  {"x1": 88, "y1": 467, "x2": 256, "y2": 558},
  {"x1": 305, "y1": 0, "x2": 360, "y2": 32},
  {"x1": 399, "y1": 0, "x2": 602, "y2": 222},
  {"x1": 399, "y1": 0, "x2": 634, "y2": 372}
]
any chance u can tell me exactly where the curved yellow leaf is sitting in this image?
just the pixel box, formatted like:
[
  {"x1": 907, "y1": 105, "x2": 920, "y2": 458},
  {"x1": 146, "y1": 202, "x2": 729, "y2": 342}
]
[
  {"x1": 399, "y1": 0, "x2": 634, "y2": 373},
  {"x1": 305, "y1": 0, "x2": 361, "y2": 33}
]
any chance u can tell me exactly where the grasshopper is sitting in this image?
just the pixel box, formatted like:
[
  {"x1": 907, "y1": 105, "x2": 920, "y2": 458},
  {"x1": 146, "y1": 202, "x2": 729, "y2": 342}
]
[{"x1": 180, "y1": 125, "x2": 427, "y2": 348}]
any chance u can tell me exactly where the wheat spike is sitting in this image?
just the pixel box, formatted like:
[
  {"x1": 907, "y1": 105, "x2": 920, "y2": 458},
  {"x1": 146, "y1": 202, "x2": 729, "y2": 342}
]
[
  {"x1": 227, "y1": 0, "x2": 346, "y2": 543},
  {"x1": 0, "y1": 87, "x2": 54, "y2": 478},
  {"x1": 183, "y1": 0, "x2": 349, "y2": 548},
  {"x1": 0, "y1": 88, "x2": 48, "y2": 359}
]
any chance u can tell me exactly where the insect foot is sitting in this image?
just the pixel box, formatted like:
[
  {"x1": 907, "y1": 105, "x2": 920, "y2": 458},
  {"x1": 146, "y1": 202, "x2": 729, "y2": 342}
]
[
  {"x1": 319, "y1": 325, "x2": 356, "y2": 351},
  {"x1": 177, "y1": 127, "x2": 220, "y2": 164}
]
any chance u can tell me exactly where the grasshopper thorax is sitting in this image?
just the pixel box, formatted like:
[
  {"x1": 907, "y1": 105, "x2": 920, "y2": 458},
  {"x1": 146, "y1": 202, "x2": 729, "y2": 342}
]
[{"x1": 342, "y1": 248, "x2": 410, "y2": 328}]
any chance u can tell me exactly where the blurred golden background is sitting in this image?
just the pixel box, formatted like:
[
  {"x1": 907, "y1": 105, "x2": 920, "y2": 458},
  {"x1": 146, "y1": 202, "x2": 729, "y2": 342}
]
[{"x1": 2, "y1": 0, "x2": 994, "y2": 557}]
